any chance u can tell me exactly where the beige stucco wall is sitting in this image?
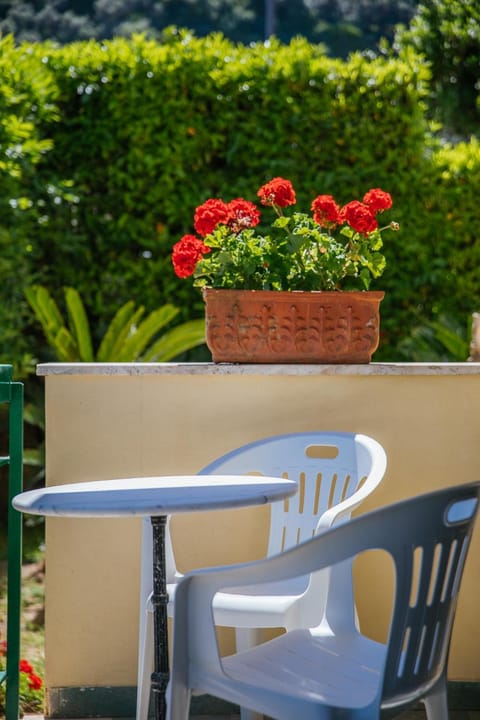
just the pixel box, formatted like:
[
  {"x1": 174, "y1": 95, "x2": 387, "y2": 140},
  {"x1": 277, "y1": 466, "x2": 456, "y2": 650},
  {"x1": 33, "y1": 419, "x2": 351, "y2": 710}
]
[{"x1": 39, "y1": 363, "x2": 480, "y2": 692}]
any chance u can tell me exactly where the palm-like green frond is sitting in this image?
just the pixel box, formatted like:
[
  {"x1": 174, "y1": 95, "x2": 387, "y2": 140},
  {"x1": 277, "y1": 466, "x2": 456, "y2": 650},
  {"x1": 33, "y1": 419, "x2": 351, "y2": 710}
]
[{"x1": 143, "y1": 319, "x2": 205, "y2": 361}]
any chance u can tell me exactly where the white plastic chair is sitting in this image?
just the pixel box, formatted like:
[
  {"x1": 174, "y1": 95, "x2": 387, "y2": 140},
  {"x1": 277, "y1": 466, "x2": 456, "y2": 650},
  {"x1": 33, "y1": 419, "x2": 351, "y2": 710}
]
[
  {"x1": 168, "y1": 481, "x2": 480, "y2": 720},
  {"x1": 136, "y1": 431, "x2": 387, "y2": 720}
]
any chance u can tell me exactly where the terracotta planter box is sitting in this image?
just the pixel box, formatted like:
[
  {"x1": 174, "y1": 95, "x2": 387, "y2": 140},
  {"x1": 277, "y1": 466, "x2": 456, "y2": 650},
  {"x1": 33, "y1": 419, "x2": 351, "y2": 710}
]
[{"x1": 202, "y1": 288, "x2": 385, "y2": 364}]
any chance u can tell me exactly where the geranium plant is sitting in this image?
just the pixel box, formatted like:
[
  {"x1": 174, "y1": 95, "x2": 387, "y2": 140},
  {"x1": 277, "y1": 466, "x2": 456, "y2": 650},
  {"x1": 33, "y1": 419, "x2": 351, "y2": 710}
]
[
  {"x1": 0, "y1": 641, "x2": 44, "y2": 714},
  {"x1": 172, "y1": 177, "x2": 398, "y2": 291}
]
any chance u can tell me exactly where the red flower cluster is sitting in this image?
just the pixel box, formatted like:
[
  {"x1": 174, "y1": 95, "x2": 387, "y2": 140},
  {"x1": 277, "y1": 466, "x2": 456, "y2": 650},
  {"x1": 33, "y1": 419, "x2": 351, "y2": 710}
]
[
  {"x1": 171, "y1": 234, "x2": 210, "y2": 279},
  {"x1": 171, "y1": 177, "x2": 395, "y2": 284},
  {"x1": 194, "y1": 198, "x2": 260, "y2": 237},
  {"x1": 340, "y1": 200, "x2": 378, "y2": 234},
  {"x1": 27, "y1": 672, "x2": 43, "y2": 691},
  {"x1": 311, "y1": 195, "x2": 341, "y2": 228},
  {"x1": 173, "y1": 196, "x2": 261, "y2": 279},
  {"x1": 257, "y1": 177, "x2": 296, "y2": 208},
  {"x1": 0, "y1": 643, "x2": 43, "y2": 692},
  {"x1": 227, "y1": 198, "x2": 261, "y2": 233},
  {"x1": 363, "y1": 187, "x2": 393, "y2": 213},
  {"x1": 19, "y1": 659, "x2": 33, "y2": 673},
  {"x1": 193, "y1": 198, "x2": 230, "y2": 236},
  {"x1": 19, "y1": 658, "x2": 43, "y2": 690},
  {"x1": 311, "y1": 187, "x2": 392, "y2": 235}
]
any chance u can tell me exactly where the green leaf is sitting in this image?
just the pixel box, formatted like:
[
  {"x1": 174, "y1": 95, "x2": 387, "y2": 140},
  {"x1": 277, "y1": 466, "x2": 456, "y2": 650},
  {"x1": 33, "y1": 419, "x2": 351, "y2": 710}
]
[
  {"x1": 25, "y1": 285, "x2": 78, "y2": 359},
  {"x1": 96, "y1": 302, "x2": 141, "y2": 361},
  {"x1": 432, "y1": 323, "x2": 469, "y2": 359},
  {"x1": 52, "y1": 326, "x2": 79, "y2": 362},
  {"x1": 23, "y1": 448, "x2": 44, "y2": 467},
  {"x1": 25, "y1": 285, "x2": 65, "y2": 343},
  {"x1": 117, "y1": 304, "x2": 179, "y2": 361},
  {"x1": 273, "y1": 216, "x2": 291, "y2": 229},
  {"x1": 142, "y1": 319, "x2": 206, "y2": 361},
  {"x1": 64, "y1": 287, "x2": 94, "y2": 362},
  {"x1": 23, "y1": 401, "x2": 45, "y2": 430}
]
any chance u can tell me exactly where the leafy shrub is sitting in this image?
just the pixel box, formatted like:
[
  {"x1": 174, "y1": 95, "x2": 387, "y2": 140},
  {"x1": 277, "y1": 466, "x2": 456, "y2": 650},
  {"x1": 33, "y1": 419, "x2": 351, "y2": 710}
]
[
  {"x1": 25, "y1": 285, "x2": 206, "y2": 362},
  {"x1": 394, "y1": 0, "x2": 480, "y2": 136},
  {"x1": 0, "y1": 35, "x2": 66, "y2": 369},
  {"x1": 0, "y1": 641, "x2": 44, "y2": 715}
]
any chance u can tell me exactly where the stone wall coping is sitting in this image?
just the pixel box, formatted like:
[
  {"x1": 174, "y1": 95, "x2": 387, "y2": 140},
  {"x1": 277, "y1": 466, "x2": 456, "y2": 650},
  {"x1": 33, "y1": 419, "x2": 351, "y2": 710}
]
[{"x1": 37, "y1": 362, "x2": 480, "y2": 377}]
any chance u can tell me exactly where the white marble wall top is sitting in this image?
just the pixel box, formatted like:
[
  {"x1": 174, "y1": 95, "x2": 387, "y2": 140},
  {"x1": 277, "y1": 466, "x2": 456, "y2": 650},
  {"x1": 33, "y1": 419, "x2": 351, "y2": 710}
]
[{"x1": 36, "y1": 362, "x2": 480, "y2": 376}]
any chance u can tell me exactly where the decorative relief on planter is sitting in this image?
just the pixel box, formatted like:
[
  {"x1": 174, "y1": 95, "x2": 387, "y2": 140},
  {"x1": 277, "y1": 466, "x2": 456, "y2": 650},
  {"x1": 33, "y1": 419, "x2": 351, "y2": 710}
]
[{"x1": 202, "y1": 288, "x2": 384, "y2": 364}]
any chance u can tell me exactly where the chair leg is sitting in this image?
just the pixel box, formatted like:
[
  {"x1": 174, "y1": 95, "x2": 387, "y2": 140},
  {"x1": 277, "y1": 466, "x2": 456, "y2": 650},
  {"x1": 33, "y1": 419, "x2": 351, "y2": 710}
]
[
  {"x1": 136, "y1": 608, "x2": 154, "y2": 720},
  {"x1": 166, "y1": 682, "x2": 191, "y2": 720},
  {"x1": 423, "y1": 676, "x2": 449, "y2": 720},
  {"x1": 235, "y1": 628, "x2": 264, "y2": 720}
]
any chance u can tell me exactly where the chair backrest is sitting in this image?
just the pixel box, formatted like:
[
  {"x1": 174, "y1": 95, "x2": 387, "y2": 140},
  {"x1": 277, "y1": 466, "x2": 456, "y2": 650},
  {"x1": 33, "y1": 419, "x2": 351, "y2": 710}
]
[
  {"x1": 381, "y1": 484, "x2": 479, "y2": 712},
  {"x1": 199, "y1": 431, "x2": 386, "y2": 555},
  {"x1": 0, "y1": 365, "x2": 23, "y2": 720}
]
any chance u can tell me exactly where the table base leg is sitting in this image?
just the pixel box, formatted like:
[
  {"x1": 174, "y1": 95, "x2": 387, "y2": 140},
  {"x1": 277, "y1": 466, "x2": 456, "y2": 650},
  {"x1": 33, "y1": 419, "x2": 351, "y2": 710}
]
[{"x1": 151, "y1": 515, "x2": 169, "y2": 720}]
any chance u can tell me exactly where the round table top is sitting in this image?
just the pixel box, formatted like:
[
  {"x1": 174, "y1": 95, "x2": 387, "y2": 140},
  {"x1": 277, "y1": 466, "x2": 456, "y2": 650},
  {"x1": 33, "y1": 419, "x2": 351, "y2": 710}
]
[{"x1": 12, "y1": 474, "x2": 298, "y2": 517}]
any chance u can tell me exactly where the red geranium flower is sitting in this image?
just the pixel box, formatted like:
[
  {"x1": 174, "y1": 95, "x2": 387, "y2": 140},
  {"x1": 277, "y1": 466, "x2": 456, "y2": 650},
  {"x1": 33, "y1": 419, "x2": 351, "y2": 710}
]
[
  {"x1": 0, "y1": 640, "x2": 7, "y2": 656},
  {"x1": 227, "y1": 198, "x2": 261, "y2": 231},
  {"x1": 194, "y1": 198, "x2": 230, "y2": 237},
  {"x1": 311, "y1": 194, "x2": 341, "y2": 228},
  {"x1": 172, "y1": 234, "x2": 210, "y2": 278},
  {"x1": 340, "y1": 200, "x2": 378, "y2": 234},
  {"x1": 363, "y1": 188, "x2": 392, "y2": 213},
  {"x1": 172, "y1": 177, "x2": 396, "y2": 291},
  {"x1": 257, "y1": 177, "x2": 296, "y2": 208},
  {"x1": 19, "y1": 659, "x2": 34, "y2": 674},
  {"x1": 27, "y1": 672, "x2": 43, "y2": 690}
]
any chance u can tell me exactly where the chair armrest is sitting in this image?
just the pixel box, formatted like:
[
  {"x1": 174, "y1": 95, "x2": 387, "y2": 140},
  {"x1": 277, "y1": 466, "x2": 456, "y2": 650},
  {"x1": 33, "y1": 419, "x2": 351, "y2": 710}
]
[
  {"x1": 316, "y1": 461, "x2": 387, "y2": 532},
  {"x1": 175, "y1": 504, "x2": 392, "y2": 618}
]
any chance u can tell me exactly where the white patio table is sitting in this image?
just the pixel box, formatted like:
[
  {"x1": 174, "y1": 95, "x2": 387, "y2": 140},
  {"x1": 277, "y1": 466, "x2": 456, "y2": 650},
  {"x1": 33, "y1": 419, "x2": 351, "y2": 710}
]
[{"x1": 12, "y1": 473, "x2": 298, "y2": 720}]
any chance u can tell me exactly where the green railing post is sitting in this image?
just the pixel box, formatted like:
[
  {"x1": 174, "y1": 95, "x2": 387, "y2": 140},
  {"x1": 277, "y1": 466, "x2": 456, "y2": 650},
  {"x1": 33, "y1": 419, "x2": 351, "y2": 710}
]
[{"x1": 0, "y1": 365, "x2": 24, "y2": 720}]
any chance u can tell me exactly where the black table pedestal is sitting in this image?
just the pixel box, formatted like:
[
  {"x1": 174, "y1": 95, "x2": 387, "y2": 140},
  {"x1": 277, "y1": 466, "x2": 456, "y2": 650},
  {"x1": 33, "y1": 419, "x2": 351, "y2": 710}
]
[{"x1": 150, "y1": 515, "x2": 169, "y2": 720}]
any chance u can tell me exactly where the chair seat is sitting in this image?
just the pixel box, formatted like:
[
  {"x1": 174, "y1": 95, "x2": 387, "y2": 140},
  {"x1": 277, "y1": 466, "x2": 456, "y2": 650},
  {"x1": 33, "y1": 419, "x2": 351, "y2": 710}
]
[{"x1": 195, "y1": 629, "x2": 386, "y2": 716}]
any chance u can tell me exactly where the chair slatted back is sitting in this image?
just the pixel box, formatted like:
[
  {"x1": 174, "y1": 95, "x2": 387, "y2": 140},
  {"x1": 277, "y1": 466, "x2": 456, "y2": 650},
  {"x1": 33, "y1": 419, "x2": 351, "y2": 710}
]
[
  {"x1": 200, "y1": 431, "x2": 385, "y2": 555},
  {"x1": 382, "y1": 487, "x2": 478, "y2": 710}
]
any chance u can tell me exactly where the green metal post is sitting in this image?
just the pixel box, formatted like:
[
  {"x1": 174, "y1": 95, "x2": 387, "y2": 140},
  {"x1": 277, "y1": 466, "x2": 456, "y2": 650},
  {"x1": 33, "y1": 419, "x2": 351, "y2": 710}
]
[{"x1": 0, "y1": 366, "x2": 24, "y2": 720}]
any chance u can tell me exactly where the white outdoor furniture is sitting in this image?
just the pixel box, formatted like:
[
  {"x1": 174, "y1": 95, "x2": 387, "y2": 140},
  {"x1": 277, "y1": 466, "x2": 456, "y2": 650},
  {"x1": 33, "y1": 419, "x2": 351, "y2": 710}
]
[
  {"x1": 137, "y1": 431, "x2": 387, "y2": 720},
  {"x1": 168, "y1": 481, "x2": 480, "y2": 720},
  {"x1": 12, "y1": 473, "x2": 298, "y2": 720}
]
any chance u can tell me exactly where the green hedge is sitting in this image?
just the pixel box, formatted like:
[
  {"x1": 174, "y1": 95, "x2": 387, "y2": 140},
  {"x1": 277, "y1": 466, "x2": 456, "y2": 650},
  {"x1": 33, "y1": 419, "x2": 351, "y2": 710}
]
[
  {"x1": 0, "y1": 35, "x2": 60, "y2": 367},
  {"x1": 0, "y1": 31, "x2": 478, "y2": 365},
  {"x1": 394, "y1": 0, "x2": 480, "y2": 136},
  {"x1": 377, "y1": 136, "x2": 480, "y2": 357}
]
